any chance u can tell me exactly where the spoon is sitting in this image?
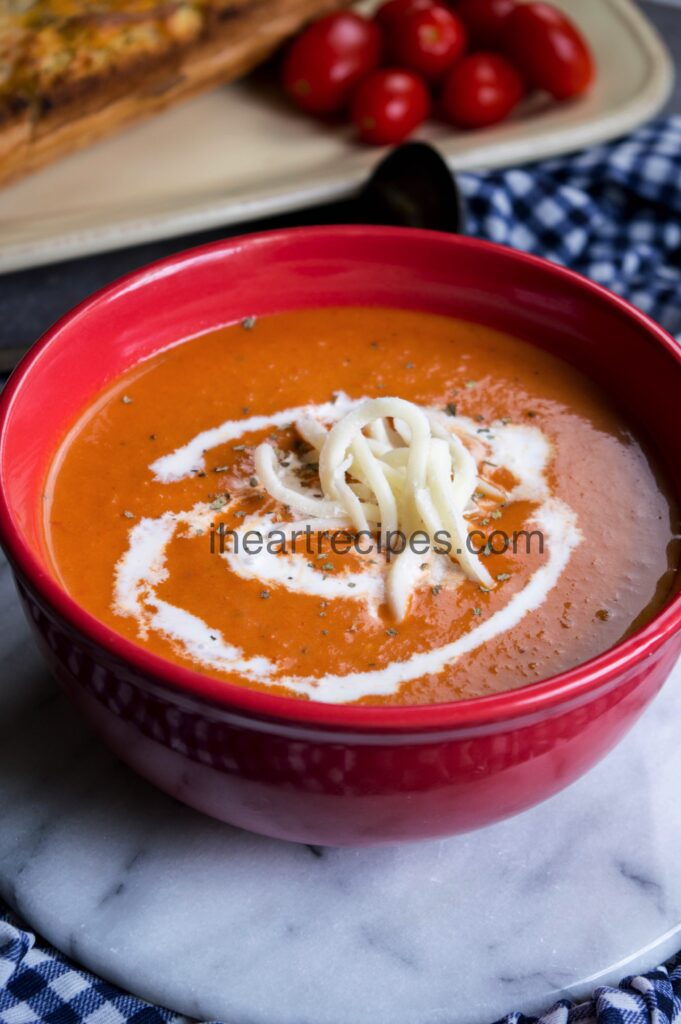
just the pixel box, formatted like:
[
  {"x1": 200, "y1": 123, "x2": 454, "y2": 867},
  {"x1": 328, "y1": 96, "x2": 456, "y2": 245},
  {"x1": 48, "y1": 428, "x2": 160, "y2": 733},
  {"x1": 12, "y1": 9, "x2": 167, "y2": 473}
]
[{"x1": 351, "y1": 141, "x2": 466, "y2": 233}]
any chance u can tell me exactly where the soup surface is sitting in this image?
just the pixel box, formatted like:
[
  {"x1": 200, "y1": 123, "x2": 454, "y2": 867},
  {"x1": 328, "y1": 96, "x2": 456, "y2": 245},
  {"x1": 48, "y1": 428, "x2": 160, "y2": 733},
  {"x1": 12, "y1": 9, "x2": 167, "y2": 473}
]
[{"x1": 45, "y1": 307, "x2": 679, "y2": 705}]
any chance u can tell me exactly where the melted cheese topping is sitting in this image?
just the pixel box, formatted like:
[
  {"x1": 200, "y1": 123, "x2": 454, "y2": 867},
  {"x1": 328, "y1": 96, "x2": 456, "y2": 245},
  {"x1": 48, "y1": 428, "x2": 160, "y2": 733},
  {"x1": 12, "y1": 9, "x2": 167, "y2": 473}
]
[{"x1": 0, "y1": 0, "x2": 250, "y2": 108}]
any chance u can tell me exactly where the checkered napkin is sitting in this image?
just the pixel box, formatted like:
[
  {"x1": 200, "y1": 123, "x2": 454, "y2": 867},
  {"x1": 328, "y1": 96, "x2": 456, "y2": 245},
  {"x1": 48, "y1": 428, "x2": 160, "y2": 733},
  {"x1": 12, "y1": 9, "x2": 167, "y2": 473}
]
[
  {"x1": 3, "y1": 115, "x2": 681, "y2": 1024},
  {"x1": 461, "y1": 115, "x2": 681, "y2": 338},
  {"x1": 0, "y1": 907, "x2": 183, "y2": 1024}
]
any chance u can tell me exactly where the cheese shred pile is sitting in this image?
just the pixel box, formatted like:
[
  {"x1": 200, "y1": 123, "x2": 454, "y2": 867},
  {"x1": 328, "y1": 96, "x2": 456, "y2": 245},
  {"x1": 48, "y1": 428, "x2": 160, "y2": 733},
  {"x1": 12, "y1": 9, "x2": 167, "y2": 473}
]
[{"x1": 254, "y1": 396, "x2": 499, "y2": 621}]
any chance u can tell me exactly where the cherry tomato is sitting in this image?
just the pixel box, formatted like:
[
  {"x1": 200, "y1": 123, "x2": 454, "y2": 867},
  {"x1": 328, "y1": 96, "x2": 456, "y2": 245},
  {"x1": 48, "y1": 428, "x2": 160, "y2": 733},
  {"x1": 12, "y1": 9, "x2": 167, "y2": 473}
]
[
  {"x1": 502, "y1": 2, "x2": 594, "y2": 100},
  {"x1": 441, "y1": 52, "x2": 525, "y2": 128},
  {"x1": 351, "y1": 69, "x2": 431, "y2": 144},
  {"x1": 385, "y1": 4, "x2": 467, "y2": 82},
  {"x1": 375, "y1": 0, "x2": 434, "y2": 30},
  {"x1": 283, "y1": 12, "x2": 383, "y2": 115},
  {"x1": 455, "y1": 0, "x2": 518, "y2": 48}
]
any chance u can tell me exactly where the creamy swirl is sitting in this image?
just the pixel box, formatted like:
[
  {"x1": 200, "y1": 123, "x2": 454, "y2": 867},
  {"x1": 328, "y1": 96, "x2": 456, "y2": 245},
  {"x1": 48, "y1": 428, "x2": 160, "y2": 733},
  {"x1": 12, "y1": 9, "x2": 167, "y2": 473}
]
[{"x1": 113, "y1": 395, "x2": 582, "y2": 703}]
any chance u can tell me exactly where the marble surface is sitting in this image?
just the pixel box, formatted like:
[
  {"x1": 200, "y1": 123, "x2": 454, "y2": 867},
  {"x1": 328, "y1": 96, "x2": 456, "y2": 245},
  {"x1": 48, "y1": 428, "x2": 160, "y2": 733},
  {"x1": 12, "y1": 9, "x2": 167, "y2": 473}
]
[{"x1": 1, "y1": 550, "x2": 681, "y2": 1024}]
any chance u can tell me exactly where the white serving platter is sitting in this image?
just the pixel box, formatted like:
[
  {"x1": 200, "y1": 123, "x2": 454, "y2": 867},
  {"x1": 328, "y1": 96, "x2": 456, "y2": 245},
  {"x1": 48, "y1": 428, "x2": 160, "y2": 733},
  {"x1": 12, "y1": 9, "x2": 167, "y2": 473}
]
[{"x1": 0, "y1": 0, "x2": 672, "y2": 274}]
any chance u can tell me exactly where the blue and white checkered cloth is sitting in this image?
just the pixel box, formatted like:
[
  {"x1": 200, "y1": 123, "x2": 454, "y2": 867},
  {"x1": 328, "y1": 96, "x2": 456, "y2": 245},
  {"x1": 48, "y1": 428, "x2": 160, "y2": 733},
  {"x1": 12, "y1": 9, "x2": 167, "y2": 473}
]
[
  {"x1": 4, "y1": 115, "x2": 681, "y2": 1024},
  {"x1": 461, "y1": 115, "x2": 681, "y2": 339}
]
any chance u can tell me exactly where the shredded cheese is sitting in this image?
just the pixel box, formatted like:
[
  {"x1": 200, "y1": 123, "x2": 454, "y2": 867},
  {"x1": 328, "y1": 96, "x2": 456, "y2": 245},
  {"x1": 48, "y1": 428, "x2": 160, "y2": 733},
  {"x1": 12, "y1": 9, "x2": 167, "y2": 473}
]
[{"x1": 254, "y1": 397, "x2": 496, "y2": 620}]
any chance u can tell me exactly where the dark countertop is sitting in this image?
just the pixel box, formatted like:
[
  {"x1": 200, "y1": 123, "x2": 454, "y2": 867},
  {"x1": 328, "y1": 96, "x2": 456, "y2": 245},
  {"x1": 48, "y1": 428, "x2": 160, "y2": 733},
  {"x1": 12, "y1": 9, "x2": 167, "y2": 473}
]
[
  {"x1": 649, "y1": 0, "x2": 681, "y2": 113},
  {"x1": 0, "y1": 0, "x2": 678, "y2": 361}
]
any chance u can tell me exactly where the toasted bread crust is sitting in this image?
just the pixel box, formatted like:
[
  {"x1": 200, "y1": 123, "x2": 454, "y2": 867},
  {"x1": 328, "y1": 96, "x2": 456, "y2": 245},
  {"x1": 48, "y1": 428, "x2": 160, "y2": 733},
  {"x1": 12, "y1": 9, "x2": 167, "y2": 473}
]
[
  {"x1": 0, "y1": 0, "x2": 342, "y2": 186},
  {"x1": 0, "y1": 0, "x2": 258, "y2": 120}
]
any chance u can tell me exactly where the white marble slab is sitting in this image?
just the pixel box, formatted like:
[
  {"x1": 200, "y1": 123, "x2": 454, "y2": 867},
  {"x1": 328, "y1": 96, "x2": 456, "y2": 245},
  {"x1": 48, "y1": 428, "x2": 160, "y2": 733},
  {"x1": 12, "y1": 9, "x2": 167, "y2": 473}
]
[{"x1": 1, "y1": 548, "x2": 681, "y2": 1024}]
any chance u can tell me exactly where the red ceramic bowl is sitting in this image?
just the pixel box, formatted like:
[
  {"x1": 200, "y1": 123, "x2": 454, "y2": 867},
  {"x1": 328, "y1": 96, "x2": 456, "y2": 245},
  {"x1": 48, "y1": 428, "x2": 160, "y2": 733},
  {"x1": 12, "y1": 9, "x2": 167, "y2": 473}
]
[{"x1": 1, "y1": 226, "x2": 680, "y2": 846}]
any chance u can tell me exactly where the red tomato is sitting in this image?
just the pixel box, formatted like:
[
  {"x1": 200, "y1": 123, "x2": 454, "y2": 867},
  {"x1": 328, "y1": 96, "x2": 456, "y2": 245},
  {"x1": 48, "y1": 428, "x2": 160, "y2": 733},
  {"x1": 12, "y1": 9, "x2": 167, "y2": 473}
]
[
  {"x1": 455, "y1": 0, "x2": 518, "y2": 48},
  {"x1": 375, "y1": 0, "x2": 434, "y2": 30},
  {"x1": 386, "y1": 4, "x2": 467, "y2": 81},
  {"x1": 283, "y1": 12, "x2": 383, "y2": 115},
  {"x1": 441, "y1": 52, "x2": 525, "y2": 128},
  {"x1": 351, "y1": 69, "x2": 431, "y2": 144},
  {"x1": 502, "y1": 2, "x2": 594, "y2": 100}
]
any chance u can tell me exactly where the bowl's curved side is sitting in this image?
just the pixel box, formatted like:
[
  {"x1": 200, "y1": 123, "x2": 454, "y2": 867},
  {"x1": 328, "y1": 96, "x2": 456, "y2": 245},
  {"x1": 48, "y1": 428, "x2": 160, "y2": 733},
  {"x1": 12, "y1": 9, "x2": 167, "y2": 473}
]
[
  {"x1": 1, "y1": 226, "x2": 681, "y2": 842},
  {"x1": 1, "y1": 226, "x2": 681, "y2": 734},
  {"x1": 14, "y1": 567, "x2": 681, "y2": 844}
]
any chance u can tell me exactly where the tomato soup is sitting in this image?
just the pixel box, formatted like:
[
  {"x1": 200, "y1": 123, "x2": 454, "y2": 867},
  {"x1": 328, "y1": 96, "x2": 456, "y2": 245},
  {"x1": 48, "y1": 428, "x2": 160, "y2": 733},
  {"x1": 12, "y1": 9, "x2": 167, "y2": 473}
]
[{"x1": 44, "y1": 307, "x2": 679, "y2": 705}]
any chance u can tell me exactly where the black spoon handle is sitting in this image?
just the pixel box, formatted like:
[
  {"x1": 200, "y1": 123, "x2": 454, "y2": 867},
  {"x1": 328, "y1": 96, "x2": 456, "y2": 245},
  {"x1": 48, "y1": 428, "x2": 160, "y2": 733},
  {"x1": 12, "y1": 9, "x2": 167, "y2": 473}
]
[{"x1": 352, "y1": 142, "x2": 466, "y2": 234}]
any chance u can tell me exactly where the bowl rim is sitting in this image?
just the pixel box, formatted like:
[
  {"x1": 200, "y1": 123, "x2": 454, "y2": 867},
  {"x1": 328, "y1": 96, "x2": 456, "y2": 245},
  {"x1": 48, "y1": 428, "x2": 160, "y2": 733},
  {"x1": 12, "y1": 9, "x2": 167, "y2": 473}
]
[{"x1": 1, "y1": 224, "x2": 680, "y2": 734}]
